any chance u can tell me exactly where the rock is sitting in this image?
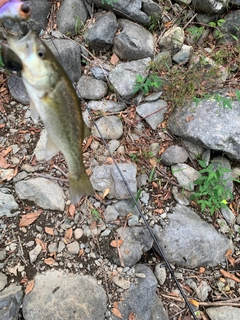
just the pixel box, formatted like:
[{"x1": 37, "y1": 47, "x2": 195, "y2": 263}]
[
  {"x1": 104, "y1": 205, "x2": 119, "y2": 223},
  {"x1": 91, "y1": 116, "x2": 123, "y2": 139},
  {"x1": 34, "y1": 129, "x2": 48, "y2": 161},
  {"x1": 112, "y1": 264, "x2": 168, "y2": 320},
  {"x1": 196, "y1": 281, "x2": 212, "y2": 301},
  {"x1": 112, "y1": 275, "x2": 130, "y2": 290},
  {"x1": 87, "y1": 100, "x2": 126, "y2": 113},
  {"x1": 172, "y1": 44, "x2": 193, "y2": 64},
  {"x1": 211, "y1": 157, "x2": 233, "y2": 195},
  {"x1": 73, "y1": 228, "x2": 83, "y2": 240},
  {"x1": 67, "y1": 241, "x2": 80, "y2": 255},
  {"x1": 142, "y1": 0, "x2": 163, "y2": 19},
  {"x1": 0, "y1": 284, "x2": 23, "y2": 320},
  {"x1": 58, "y1": 241, "x2": 65, "y2": 253},
  {"x1": 154, "y1": 264, "x2": 167, "y2": 285},
  {"x1": 153, "y1": 204, "x2": 233, "y2": 268},
  {"x1": 216, "y1": 10, "x2": 240, "y2": 43},
  {"x1": 150, "y1": 296, "x2": 170, "y2": 320},
  {"x1": 22, "y1": 270, "x2": 107, "y2": 320},
  {"x1": 181, "y1": 140, "x2": 205, "y2": 159},
  {"x1": 85, "y1": 11, "x2": 117, "y2": 52},
  {"x1": 114, "y1": 199, "x2": 140, "y2": 217},
  {"x1": 7, "y1": 76, "x2": 30, "y2": 105},
  {"x1": 161, "y1": 145, "x2": 188, "y2": 165},
  {"x1": 154, "y1": 51, "x2": 172, "y2": 70},
  {"x1": 115, "y1": 227, "x2": 153, "y2": 267},
  {"x1": 136, "y1": 100, "x2": 167, "y2": 130},
  {"x1": 159, "y1": 26, "x2": 184, "y2": 55},
  {"x1": 171, "y1": 163, "x2": 201, "y2": 191},
  {"x1": 206, "y1": 306, "x2": 240, "y2": 320},
  {"x1": 172, "y1": 186, "x2": 190, "y2": 206},
  {"x1": 44, "y1": 38, "x2": 81, "y2": 82},
  {"x1": 109, "y1": 58, "x2": 151, "y2": 100},
  {"x1": 0, "y1": 272, "x2": 7, "y2": 291},
  {"x1": 90, "y1": 164, "x2": 137, "y2": 199},
  {"x1": 221, "y1": 207, "x2": 235, "y2": 225},
  {"x1": 0, "y1": 192, "x2": 19, "y2": 217},
  {"x1": 29, "y1": 244, "x2": 42, "y2": 263},
  {"x1": 48, "y1": 243, "x2": 58, "y2": 253},
  {"x1": 15, "y1": 178, "x2": 65, "y2": 211},
  {"x1": 168, "y1": 96, "x2": 240, "y2": 161},
  {"x1": 113, "y1": 19, "x2": 154, "y2": 61},
  {"x1": 77, "y1": 76, "x2": 107, "y2": 100},
  {"x1": 191, "y1": 0, "x2": 228, "y2": 14},
  {"x1": 90, "y1": 0, "x2": 150, "y2": 25},
  {"x1": 56, "y1": 0, "x2": 88, "y2": 35},
  {"x1": 90, "y1": 65, "x2": 109, "y2": 81}
]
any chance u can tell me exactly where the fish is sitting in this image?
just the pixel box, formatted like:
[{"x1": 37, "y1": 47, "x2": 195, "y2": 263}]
[
  {"x1": 7, "y1": 30, "x2": 94, "y2": 204},
  {"x1": 0, "y1": 0, "x2": 31, "y2": 20}
]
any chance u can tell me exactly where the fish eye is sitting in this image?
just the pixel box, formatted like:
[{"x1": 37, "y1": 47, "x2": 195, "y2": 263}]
[
  {"x1": 37, "y1": 51, "x2": 44, "y2": 58},
  {"x1": 37, "y1": 46, "x2": 46, "y2": 59}
]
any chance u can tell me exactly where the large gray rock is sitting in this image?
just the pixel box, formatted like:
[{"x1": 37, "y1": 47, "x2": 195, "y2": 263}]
[
  {"x1": 90, "y1": 163, "x2": 137, "y2": 199},
  {"x1": 191, "y1": 0, "x2": 229, "y2": 13},
  {"x1": 44, "y1": 38, "x2": 81, "y2": 82},
  {"x1": 22, "y1": 270, "x2": 107, "y2": 320},
  {"x1": 112, "y1": 264, "x2": 168, "y2": 320},
  {"x1": 159, "y1": 26, "x2": 184, "y2": 55},
  {"x1": 0, "y1": 191, "x2": 19, "y2": 217},
  {"x1": 85, "y1": 11, "x2": 117, "y2": 52},
  {"x1": 77, "y1": 76, "x2": 107, "y2": 100},
  {"x1": 91, "y1": 116, "x2": 123, "y2": 140},
  {"x1": 206, "y1": 306, "x2": 240, "y2": 320},
  {"x1": 154, "y1": 204, "x2": 233, "y2": 268},
  {"x1": 15, "y1": 178, "x2": 65, "y2": 211},
  {"x1": 136, "y1": 100, "x2": 167, "y2": 130},
  {"x1": 109, "y1": 58, "x2": 151, "y2": 100},
  {"x1": 87, "y1": 100, "x2": 126, "y2": 113},
  {"x1": 216, "y1": 10, "x2": 240, "y2": 43},
  {"x1": 168, "y1": 96, "x2": 240, "y2": 161},
  {"x1": 7, "y1": 76, "x2": 30, "y2": 105},
  {"x1": 56, "y1": 0, "x2": 88, "y2": 35},
  {"x1": 0, "y1": 284, "x2": 23, "y2": 320},
  {"x1": 161, "y1": 145, "x2": 188, "y2": 165},
  {"x1": 113, "y1": 19, "x2": 154, "y2": 61},
  {"x1": 89, "y1": 0, "x2": 150, "y2": 25}
]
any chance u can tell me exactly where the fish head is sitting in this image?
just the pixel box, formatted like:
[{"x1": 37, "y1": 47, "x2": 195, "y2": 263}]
[
  {"x1": 7, "y1": 30, "x2": 59, "y2": 89},
  {"x1": 0, "y1": 0, "x2": 31, "y2": 20}
]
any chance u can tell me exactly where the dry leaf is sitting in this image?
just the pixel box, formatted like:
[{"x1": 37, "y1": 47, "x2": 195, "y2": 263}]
[
  {"x1": 154, "y1": 209, "x2": 164, "y2": 215},
  {"x1": 220, "y1": 269, "x2": 240, "y2": 282},
  {"x1": 0, "y1": 146, "x2": 12, "y2": 157},
  {"x1": 102, "y1": 188, "x2": 110, "y2": 199},
  {"x1": 110, "y1": 53, "x2": 119, "y2": 65},
  {"x1": 110, "y1": 239, "x2": 123, "y2": 248},
  {"x1": 65, "y1": 228, "x2": 73, "y2": 240},
  {"x1": 113, "y1": 301, "x2": 118, "y2": 308},
  {"x1": 198, "y1": 267, "x2": 205, "y2": 274},
  {"x1": 106, "y1": 157, "x2": 114, "y2": 164},
  {"x1": 128, "y1": 312, "x2": 137, "y2": 320},
  {"x1": 111, "y1": 307, "x2": 122, "y2": 319},
  {"x1": 45, "y1": 227, "x2": 54, "y2": 236},
  {"x1": 225, "y1": 249, "x2": 235, "y2": 266},
  {"x1": 7, "y1": 262, "x2": 20, "y2": 276},
  {"x1": 78, "y1": 248, "x2": 84, "y2": 256},
  {"x1": 186, "y1": 115, "x2": 194, "y2": 122},
  {"x1": 20, "y1": 274, "x2": 29, "y2": 284},
  {"x1": 35, "y1": 238, "x2": 47, "y2": 252},
  {"x1": 189, "y1": 299, "x2": 199, "y2": 308},
  {"x1": 44, "y1": 257, "x2": 55, "y2": 265},
  {"x1": 0, "y1": 155, "x2": 10, "y2": 169},
  {"x1": 19, "y1": 212, "x2": 41, "y2": 227},
  {"x1": 25, "y1": 280, "x2": 34, "y2": 295},
  {"x1": 68, "y1": 204, "x2": 75, "y2": 217}
]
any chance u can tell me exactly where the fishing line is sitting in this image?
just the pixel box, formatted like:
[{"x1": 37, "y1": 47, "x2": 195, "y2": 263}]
[{"x1": 50, "y1": 38, "x2": 198, "y2": 320}]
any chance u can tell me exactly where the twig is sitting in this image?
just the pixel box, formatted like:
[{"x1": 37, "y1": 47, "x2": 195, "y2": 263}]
[
  {"x1": 17, "y1": 235, "x2": 28, "y2": 266},
  {"x1": 33, "y1": 172, "x2": 68, "y2": 182},
  {"x1": 115, "y1": 235, "x2": 124, "y2": 267}
]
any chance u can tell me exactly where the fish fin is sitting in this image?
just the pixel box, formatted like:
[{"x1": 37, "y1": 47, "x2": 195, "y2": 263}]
[
  {"x1": 44, "y1": 135, "x2": 59, "y2": 160},
  {"x1": 30, "y1": 101, "x2": 39, "y2": 123},
  {"x1": 69, "y1": 174, "x2": 94, "y2": 204},
  {"x1": 83, "y1": 123, "x2": 91, "y2": 139}
]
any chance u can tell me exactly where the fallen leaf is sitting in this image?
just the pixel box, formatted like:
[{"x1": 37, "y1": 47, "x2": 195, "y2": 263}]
[
  {"x1": 152, "y1": 182, "x2": 158, "y2": 188},
  {"x1": 225, "y1": 249, "x2": 235, "y2": 266},
  {"x1": 20, "y1": 274, "x2": 29, "y2": 284},
  {"x1": 220, "y1": 269, "x2": 240, "y2": 282},
  {"x1": 78, "y1": 248, "x2": 84, "y2": 256},
  {"x1": 82, "y1": 136, "x2": 93, "y2": 152},
  {"x1": 110, "y1": 53, "x2": 119, "y2": 65},
  {"x1": 0, "y1": 146, "x2": 12, "y2": 157},
  {"x1": 102, "y1": 188, "x2": 110, "y2": 199},
  {"x1": 106, "y1": 157, "x2": 114, "y2": 164},
  {"x1": 198, "y1": 267, "x2": 205, "y2": 274},
  {"x1": 0, "y1": 155, "x2": 10, "y2": 168},
  {"x1": 154, "y1": 209, "x2": 164, "y2": 215},
  {"x1": 35, "y1": 238, "x2": 47, "y2": 252},
  {"x1": 189, "y1": 299, "x2": 199, "y2": 308},
  {"x1": 0, "y1": 123, "x2": 5, "y2": 128},
  {"x1": 111, "y1": 307, "x2": 122, "y2": 319},
  {"x1": 65, "y1": 228, "x2": 73, "y2": 240},
  {"x1": 7, "y1": 262, "x2": 20, "y2": 276},
  {"x1": 45, "y1": 227, "x2": 54, "y2": 236},
  {"x1": 128, "y1": 312, "x2": 137, "y2": 320},
  {"x1": 111, "y1": 239, "x2": 123, "y2": 248},
  {"x1": 68, "y1": 204, "x2": 75, "y2": 217},
  {"x1": 113, "y1": 301, "x2": 118, "y2": 308},
  {"x1": 44, "y1": 257, "x2": 55, "y2": 265},
  {"x1": 25, "y1": 280, "x2": 34, "y2": 295},
  {"x1": 186, "y1": 115, "x2": 194, "y2": 122},
  {"x1": 19, "y1": 212, "x2": 41, "y2": 227}
]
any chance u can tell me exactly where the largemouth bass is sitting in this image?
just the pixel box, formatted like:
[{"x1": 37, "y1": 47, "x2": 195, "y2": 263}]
[
  {"x1": 0, "y1": 0, "x2": 31, "y2": 20},
  {"x1": 8, "y1": 30, "x2": 94, "y2": 204}
]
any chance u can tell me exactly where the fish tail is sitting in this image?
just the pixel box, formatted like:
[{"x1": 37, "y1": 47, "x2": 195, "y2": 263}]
[{"x1": 69, "y1": 174, "x2": 94, "y2": 204}]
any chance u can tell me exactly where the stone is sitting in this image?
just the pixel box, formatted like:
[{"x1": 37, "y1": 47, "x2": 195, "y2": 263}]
[
  {"x1": 206, "y1": 306, "x2": 240, "y2": 320},
  {"x1": 171, "y1": 163, "x2": 201, "y2": 191},
  {"x1": 217, "y1": 10, "x2": 240, "y2": 43},
  {"x1": 154, "y1": 51, "x2": 172, "y2": 70},
  {"x1": 154, "y1": 264, "x2": 167, "y2": 285},
  {"x1": 112, "y1": 275, "x2": 130, "y2": 290},
  {"x1": 136, "y1": 100, "x2": 167, "y2": 130},
  {"x1": 181, "y1": 140, "x2": 205, "y2": 159},
  {"x1": 221, "y1": 207, "x2": 235, "y2": 225},
  {"x1": 48, "y1": 243, "x2": 58, "y2": 253},
  {"x1": 90, "y1": 164, "x2": 137, "y2": 199},
  {"x1": 67, "y1": 241, "x2": 80, "y2": 255},
  {"x1": 0, "y1": 284, "x2": 23, "y2": 320},
  {"x1": 211, "y1": 157, "x2": 233, "y2": 195},
  {"x1": 85, "y1": 11, "x2": 117, "y2": 52},
  {"x1": 159, "y1": 26, "x2": 184, "y2": 55},
  {"x1": 90, "y1": 66, "x2": 109, "y2": 81},
  {"x1": 196, "y1": 281, "x2": 212, "y2": 301},
  {"x1": 142, "y1": 0, "x2": 163, "y2": 19},
  {"x1": 15, "y1": 178, "x2": 65, "y2": 211},
  {"x1": 56, "y1": 0, "x2": 88, "y2": 35},
  {"x1": 91, "y1": 116, "x2": 123, "y2": 140},
  {"x1": 172, "y1": 44, "x2": 193, "y2": 64},
  {"x1": 161, "y1": 145, "x2": 188, "y2": 165},
  {"x1": 0, "y1": 272, "x2": 7, "y2": 291},
  {"x1": 88, "y1": 100, "x2": 126, "y2": 113},
  {"x1": 113, "y1": 19, "x2": 154, "y2": 61},
  {"x1": 153, "y1": 204, "x2": 233, "y2": 268},
  {"x1": 104, "y1": 205, "x2": 119, "y2": 223},
  {"x1": 29, "y1": 244, "x2": 42, "y2": 263},
  {"x1": 22, "y1": 270, "x2": 107, "y2": 320},
  {"x1": 0, "y1": 192, "x2": 19, "y2": 217},
  {"x1": 73, "y1": 228, "x2": 83, "y2": 240},
  {"x1": 77, "y1": 76, "x2": 107, "y2": 100},
  {"x1": 191, "y1": 0, "x2": 228, "y2": 14},
  {"x1": 7, "y1": 76, "x2": 30, "y2": 105},
  {"x1": 172, "y1": 186, "x2": 190, "y2": 206},
  {"x1": 109, "y1": 58, "x2": 151, "y2": 100}
]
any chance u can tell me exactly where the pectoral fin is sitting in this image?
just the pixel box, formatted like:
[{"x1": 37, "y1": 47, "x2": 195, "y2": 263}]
[
  {"x1": 44, "y1": 135, "x2": 59, "y2": 160},
  {"x1": 30, "y1": 101, "x2": 39, "y2": 123}
]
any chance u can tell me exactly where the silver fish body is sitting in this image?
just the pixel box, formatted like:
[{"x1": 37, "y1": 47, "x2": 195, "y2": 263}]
[{"x1": 8, "y1": 30, "x2": 94, "y2": 204}]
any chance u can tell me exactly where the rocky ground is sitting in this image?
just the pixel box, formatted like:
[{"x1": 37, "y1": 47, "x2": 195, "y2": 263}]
[{"x1": 1, "y1": 0, "x2": 240, "y2": 319}]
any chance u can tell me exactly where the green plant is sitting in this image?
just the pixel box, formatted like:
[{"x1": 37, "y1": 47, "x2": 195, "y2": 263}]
[
  {"x1": 74, "y1": 16, "x2": 84, "y2": 35},
  {"x1": 134, "y1": 74, "x2": 162, "y2": 95},
  {"x1": 91, "y1": 208, "x2": 101, "y2": 219},
  {"x1": 209, "y1": 19, "x2": 226, "y2": 39},
  {"x1": 187, "y1": 25, "x2": 205, "y2": 41},
  {"x1": 147, "y1": 14, "x2": 160, "y2": 32},
  {"x1": 190, "y1": 160, "x2": 234, "y2": 215},
  {"x1": 130, "y1": 153, "x2": 140, "y2": 163}
]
